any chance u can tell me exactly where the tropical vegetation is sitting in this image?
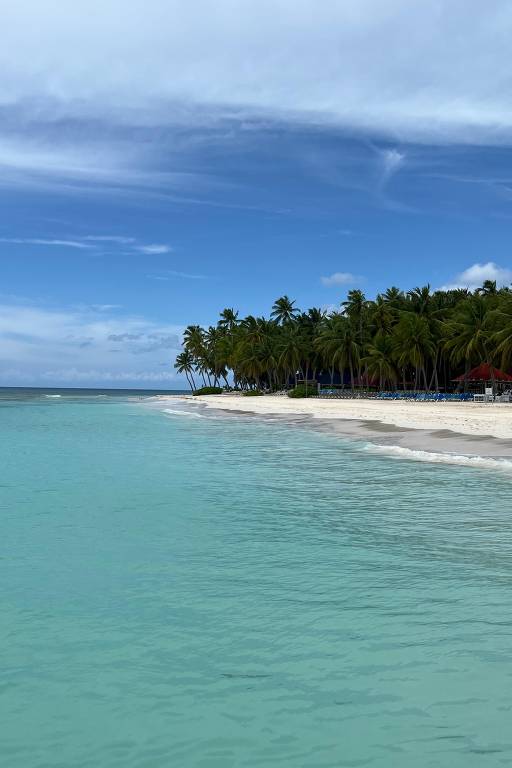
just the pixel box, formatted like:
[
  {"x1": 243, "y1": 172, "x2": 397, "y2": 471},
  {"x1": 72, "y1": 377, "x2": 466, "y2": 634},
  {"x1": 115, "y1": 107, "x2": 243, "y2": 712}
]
[{"x1": 175, "y1": 281, "x2": 512, "y2": 392}]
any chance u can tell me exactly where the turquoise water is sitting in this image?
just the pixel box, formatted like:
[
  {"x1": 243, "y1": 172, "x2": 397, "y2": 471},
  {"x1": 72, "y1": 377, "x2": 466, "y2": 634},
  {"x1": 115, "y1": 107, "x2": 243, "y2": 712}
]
[{"x1": 2, "y1": 391, "x2": 512, "y2": 767}]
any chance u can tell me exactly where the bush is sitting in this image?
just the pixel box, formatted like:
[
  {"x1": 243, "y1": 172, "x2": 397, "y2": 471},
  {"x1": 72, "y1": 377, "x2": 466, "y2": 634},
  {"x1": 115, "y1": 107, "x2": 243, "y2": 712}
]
[
  {"x1": 192, "y1": 386, "x2": 224, "y2": 396},
  {"x1": 287, "y1": 384, "x2": 317, "y2": 398},
  {"x1": 243, "y1": 389, "x2": 264, "y2": 396}
]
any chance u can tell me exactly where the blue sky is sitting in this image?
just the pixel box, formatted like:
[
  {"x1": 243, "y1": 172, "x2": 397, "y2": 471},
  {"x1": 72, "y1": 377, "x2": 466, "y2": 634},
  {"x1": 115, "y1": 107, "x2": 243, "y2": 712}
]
[{"x1": 2, "y1": 0, "x2": 512, "y2": 387}]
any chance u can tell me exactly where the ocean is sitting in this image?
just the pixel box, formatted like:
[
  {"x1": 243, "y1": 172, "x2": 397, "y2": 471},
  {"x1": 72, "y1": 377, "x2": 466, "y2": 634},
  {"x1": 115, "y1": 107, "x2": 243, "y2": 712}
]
[{"x1": 2, "y1": 388, "x2": 512, "y2": 767}]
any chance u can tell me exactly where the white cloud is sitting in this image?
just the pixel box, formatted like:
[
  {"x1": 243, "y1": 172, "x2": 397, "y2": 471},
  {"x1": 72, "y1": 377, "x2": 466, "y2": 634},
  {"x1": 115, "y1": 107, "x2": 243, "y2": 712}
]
[
  {"x1": 379, "y1": 148, "x2": 405, "y2": 184},
  {"x1": 321, "y1": 272, "x2": 361, "y2": 287},
  {"x1": 84, "y1": 235, "x2": 136, "y2": 244},
  {"x1": 3, "y1": 1, "x2": 512, "y2": 144},
  {"x1": 0, "y1": 237, "x2": 93, "y2": 249},
  {"x1": 0, "y1": 133, "x2": 207, "y2": 196},
  {"x1": 136, "y1": 244, "x2": 172, "y2": 255},
  {"x1": 0, "y1": 234, "x2": 174, "y2": 256},
  {"x1": 89, "y1": 304, "x2": 122, "y2": 311},
  {"x1": 148, "y1": 270, "x2": 207, "y2": 280},
  {"x1": 0, "y1": 301, "x2": 186, "y2": 387},
  {"x1": 441, "y1": 262, "x2": 512, "y2": 291}
]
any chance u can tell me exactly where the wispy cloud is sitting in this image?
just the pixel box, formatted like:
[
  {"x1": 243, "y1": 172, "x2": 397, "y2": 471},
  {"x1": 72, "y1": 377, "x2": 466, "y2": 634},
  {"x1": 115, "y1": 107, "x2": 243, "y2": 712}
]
[
  {"x1": 378, "y1": 148, "x2": 406, "y2": 187},
  {"x1": 441, "y1": 262, "x2": 512, "y2": 291},
  {"x1": 136, "y1": 244, "x2": 172, "y2": 255},
  {"x1": 321, "y1": 272, "x2": 361, "y2": 287},
  {"x1": 0, "y1": 1, "x2": 511, "y2": 221},
  {"x1": 0, "y1": 234, "x2": 173, "y2": 256},
  {"x1": 148, "y1": 270, "x2": 207, "y2": 280},
  {"x1": 84, "y1": 235, "x2": 136, "y2": 244},
  {"x1": 3, "y1": 2, "x2": 512, "y2": 145},
  {"x1": 0, "y1": 237, "x2": 93, "y2": 249},
  {"x1": 89, "y1": 304, "x2": 123, "y2": 312}
]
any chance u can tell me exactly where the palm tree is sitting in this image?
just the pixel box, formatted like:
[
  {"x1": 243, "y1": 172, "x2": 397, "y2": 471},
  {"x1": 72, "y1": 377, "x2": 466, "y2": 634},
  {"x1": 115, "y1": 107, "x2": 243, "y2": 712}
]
[
  {"x1": 392, "y1": 314, "x2": 435, "y2": 391},
  {"x1": 477, "y1": 280, "x2": 498, "y2": 296},
  {"x1": 444, "y1": 295, "x2": 493, "y2": 390},
  {"x1": 407, "y1": 284, "x2": 432, "y2": 315},
  {"x1": 177, "y1": 278, "x2": 512, "y2": 396},
  {"x1": 278, "y1": 324, "x2": 305, "y2": 386},
  {"x1": 362, "y1": 335, "x2": 397, "y2": 390},
  {"x1": 370, "y1": 295, "x2": 396, "y2": 338},
  {"x1": 315, "y1": 315, "x2": 341, "y2": 386},
  {"x1": 271, "y1": 295, "x2": 299, "y2": 325},
  {"x1": 382, "y1": 286, "x2": 405, "y2": 308},
  {"x1": 315, "y1": 315, "x2": 359, "y2": 390},
  {"x1": 342, "y1": 289, "x2": 368, "y2": 341},
  {"x1": 174, "y1": 350, "x2": 197, "y2": 391},
  {"x1": 183, "y1": 325, "x2": 209, "y2": 385},
  {"x1": 490, "y1": 297, "x2": 512, "y2": 368},
  {"x1": 218, "y1": 308, "x2": 239, "y2": 330}
]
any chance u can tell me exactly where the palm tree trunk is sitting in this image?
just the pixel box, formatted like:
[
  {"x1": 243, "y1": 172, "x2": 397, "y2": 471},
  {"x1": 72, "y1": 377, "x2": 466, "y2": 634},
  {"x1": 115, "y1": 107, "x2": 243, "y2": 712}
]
[{"x1": 463, "y1": 358, "x2": 470, "y2": 392}]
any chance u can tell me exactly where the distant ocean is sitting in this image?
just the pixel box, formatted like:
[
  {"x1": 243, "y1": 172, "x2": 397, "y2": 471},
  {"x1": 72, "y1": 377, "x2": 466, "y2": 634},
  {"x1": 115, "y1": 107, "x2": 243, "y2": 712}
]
[
  {"x1": 0, "y1": 386, "x2": 189, "y2": 401},
  {"x1": 2, "y1": 388, "x2": 512, "y2": 767}
]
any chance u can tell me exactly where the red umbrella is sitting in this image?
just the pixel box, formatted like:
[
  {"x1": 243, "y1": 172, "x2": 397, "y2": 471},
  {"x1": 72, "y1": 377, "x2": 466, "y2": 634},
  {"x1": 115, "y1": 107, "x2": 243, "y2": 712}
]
[{"x1": 453, "y1": 363, "x2": 512, "y2": 382}]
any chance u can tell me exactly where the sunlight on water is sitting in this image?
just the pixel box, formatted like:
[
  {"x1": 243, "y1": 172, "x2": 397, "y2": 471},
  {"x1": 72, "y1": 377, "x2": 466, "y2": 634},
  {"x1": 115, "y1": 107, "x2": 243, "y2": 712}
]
[{"x1": 2, "y1": 392, "x2": 512, "y2": 767}]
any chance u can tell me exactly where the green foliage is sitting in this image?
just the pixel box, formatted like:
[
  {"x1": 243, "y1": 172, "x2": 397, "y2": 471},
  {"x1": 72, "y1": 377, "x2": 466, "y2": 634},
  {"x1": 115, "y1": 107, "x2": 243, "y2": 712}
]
[
  {"x1": 192, "y1": 386, "x2": 224, "y2": 396},
  {"x1": 178, "y1": 282, "x2": 512, "y2": 395},
  {"x1": 287, "y1": 384, "x2": 318, "y2": 398},
  {"x1": 243, "y1": 389, "x2": 264, "y2": 396}
]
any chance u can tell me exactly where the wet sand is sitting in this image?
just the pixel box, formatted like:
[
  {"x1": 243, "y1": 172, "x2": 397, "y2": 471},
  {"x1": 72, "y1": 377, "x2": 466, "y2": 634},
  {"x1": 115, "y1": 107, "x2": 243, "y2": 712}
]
[{"x1": 150, "y1": 394, "x2": 512, "y2": 461}]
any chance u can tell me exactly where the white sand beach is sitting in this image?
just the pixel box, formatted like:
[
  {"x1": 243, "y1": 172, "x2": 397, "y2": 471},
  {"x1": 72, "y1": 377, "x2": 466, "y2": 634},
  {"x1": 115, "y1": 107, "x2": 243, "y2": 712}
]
[{"x1": 162, "y1": 394, "x2": 512, "y2": 441}]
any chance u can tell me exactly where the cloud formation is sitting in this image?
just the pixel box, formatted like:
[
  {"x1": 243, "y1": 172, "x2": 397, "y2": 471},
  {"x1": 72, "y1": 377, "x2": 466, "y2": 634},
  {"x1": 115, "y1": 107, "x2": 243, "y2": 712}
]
[
  {"x1": 2, "y1": 1, "x2": 512, "y2": 145},
  {"x1": 442, "y1": 262, "x2": 512, "y2": 291},
  {"x1": 0, "y1": 301, "x2": 184, "y2": 387},
  {"x1": 148, "y1": 270, "x2": 207, "y2": 281},
  {"x1": 136, "y1": 244, "x2": 172, "y2": 255},
  {"x1": 379, "y1": 148, "x2": 405, "y2": 186},
  {"x1": 0, "y1": 233, "x2": 172, "y2": 256},
  {"x1": 321, "y1": 272, "x2": 361, "y2": 287},
  {"x1": 0, "y1": 237, "x2": 93, "y2": 249}
]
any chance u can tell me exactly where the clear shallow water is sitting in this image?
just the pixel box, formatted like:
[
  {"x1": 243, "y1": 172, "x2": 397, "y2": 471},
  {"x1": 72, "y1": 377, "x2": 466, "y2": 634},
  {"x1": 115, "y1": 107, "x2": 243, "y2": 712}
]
[{"x1": 2, "y1": 391, "x2": 512, "y2": 767}]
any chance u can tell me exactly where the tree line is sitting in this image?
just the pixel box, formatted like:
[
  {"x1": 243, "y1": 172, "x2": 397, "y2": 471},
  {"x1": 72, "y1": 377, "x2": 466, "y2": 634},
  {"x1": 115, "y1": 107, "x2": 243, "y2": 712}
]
[{"x1": 174, "y1": 280, "x2": 512, "y2": 392}]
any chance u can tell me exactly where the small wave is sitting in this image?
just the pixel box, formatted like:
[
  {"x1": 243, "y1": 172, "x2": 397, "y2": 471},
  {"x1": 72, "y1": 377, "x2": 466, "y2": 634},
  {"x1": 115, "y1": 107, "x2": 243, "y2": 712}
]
[
  {"x1": 364, "y1": 443, "x2": 512, "y2": 473},
  {"x1": 44, "y1": 394, "x2": 62, "y2": 398},
  {"x1": 163, "y1": 408, "x2": 203, "y2": 418}
]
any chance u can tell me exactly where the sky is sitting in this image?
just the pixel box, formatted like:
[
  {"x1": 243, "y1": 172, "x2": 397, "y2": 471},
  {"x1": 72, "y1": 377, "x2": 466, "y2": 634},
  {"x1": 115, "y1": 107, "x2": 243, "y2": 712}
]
[{"x1": 2, "y1": 0, "x2": 512, "y2": 388}]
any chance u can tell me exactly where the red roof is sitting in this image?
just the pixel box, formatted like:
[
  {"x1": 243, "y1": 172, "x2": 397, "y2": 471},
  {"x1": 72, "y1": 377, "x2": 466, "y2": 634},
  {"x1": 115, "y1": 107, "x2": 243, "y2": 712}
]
[{"x1": 454, "y1": 363, "x2": 512, "y2": 382}]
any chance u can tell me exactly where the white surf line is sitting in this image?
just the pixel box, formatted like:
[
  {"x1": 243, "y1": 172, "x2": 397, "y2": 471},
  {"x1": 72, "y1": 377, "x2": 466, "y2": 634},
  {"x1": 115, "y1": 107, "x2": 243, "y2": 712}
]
[
  {"x1": 364, "y1": 442, "x2": 512, "y2": 473},
  {"x1": 162, "y1": 407, "x2": 205, "y2": 418}
]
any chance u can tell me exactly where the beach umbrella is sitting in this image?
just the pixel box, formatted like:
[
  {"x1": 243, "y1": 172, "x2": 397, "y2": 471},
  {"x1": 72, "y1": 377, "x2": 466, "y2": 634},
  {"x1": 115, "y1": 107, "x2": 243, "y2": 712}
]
[{"x1": 453, "y1": 363, "x2": 512, "y2": 382}]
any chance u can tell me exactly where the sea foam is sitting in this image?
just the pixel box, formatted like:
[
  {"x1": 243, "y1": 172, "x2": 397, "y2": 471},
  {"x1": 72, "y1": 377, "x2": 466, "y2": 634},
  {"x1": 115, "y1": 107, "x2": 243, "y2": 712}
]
[
  {"x1": 162, "y1": 408, "x2": 204, "y2": 418},
  {"x1": 364, "y1": 442, "x2": 512, "y2": 473}
]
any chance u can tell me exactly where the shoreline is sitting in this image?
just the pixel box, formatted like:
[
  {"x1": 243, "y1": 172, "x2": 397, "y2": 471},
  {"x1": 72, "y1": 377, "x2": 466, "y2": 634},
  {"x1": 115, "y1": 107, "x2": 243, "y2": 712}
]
[{"x1": 149, "y1": 393, "x2": 512, "y2": 461}]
